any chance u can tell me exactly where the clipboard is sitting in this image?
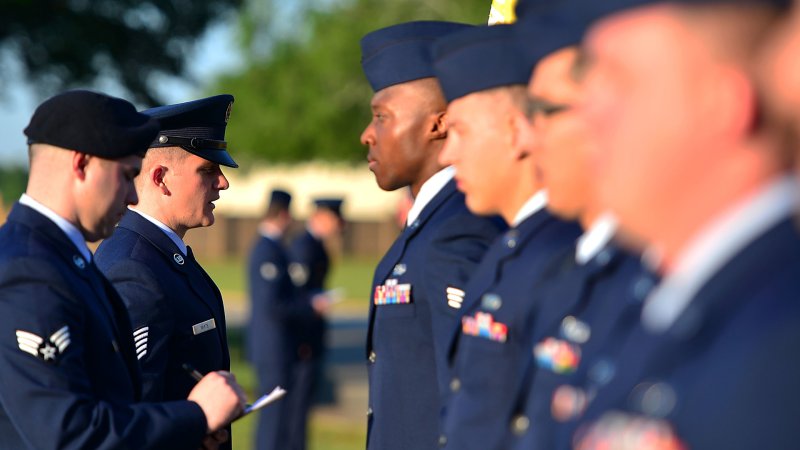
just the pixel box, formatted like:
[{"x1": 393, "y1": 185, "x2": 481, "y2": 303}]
[{"x1": 236, "y1": 386, "x2": 287, "y2": 419}]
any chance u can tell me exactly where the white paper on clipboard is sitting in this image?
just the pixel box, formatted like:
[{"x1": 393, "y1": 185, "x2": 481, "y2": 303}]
[{"x1": 242, "y1": 386, "x2": 287, "y2": 416}]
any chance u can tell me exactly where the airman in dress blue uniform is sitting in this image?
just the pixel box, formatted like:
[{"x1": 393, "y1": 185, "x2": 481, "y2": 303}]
[
  {"x1": 560, "y1": 0, "x2": 800, "y2": 448},
  {"x1": 0, "y1": 90, "x2": 245, "y2": 449},
  {"x1": 431, "y1": 24, "x2": 582, "y2": 450},
  {"x1": 359, "y1": 21, "x2": 507, "y2": 450},
  {"x1": 247, "y1": 189, "x2": 302, "y2": 450},
  {"x1": 95, "y1": 94, "x2": 240, "y2": 448},
  {"x1": 482, "y1": 8, "x2": 656, "y2": 447},
  {"x1": 284, "y1": 197, "x2": 342, "y2": 450}
]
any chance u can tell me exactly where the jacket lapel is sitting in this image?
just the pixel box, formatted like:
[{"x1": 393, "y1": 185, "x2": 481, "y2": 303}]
[
  {"x1": 367, "y1": 180, "x2": 461, "y2": 353},
  {"x1": 372, "y1": 181, "x2": 460, "y2": 284},
  {"x1": 117, "y1": 212, "x2": 225, "y2": 318}
]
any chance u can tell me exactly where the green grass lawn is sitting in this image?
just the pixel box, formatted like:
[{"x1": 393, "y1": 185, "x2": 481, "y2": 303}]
[
  {"x1": 228, "y1": 343, "x2": 367, "y2": 450},
  {"x1": 203, "y1": 255, "x2": 378, "y2": 314},
  {"x1": 204, "y1": 256, "x2": 375, "y2": 450}
]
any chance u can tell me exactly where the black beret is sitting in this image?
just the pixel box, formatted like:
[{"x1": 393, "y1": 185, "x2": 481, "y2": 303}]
[
  {"x1": 433, "y1": 24, "x2": 532, "y2": 103},
  {"x1": 24, "y1": 89, "x2": 159, "y2": 159},
  {"x1": 314, "y1": 198, "x2": 344, "y2": 217},
  {"x1": 142, "y1": 94, "x2": 238, "y2": 168},
  {"x1": 269, "y1": 189, "x2": 292, "y2": 209},
  {"x1": 360, "y1": 21, "x2": 474, "y2": 92}
]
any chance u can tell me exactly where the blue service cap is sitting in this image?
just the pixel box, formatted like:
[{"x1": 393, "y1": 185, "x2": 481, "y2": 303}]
[
  {"x1": 433, "y1": 25, "x2": 533, "y2": 103},
  {"x1": 269, "y1": 189, "x2": 292, "y2": 208},
  {"x1": 583, "y1": 0, "x2": 790, "y2": 20},
  {"x1": 360, "y1": 21, "x2": 475, "y2": 92},
  {"x1": 516, "y1": 0, "x2": 790, "y2": 46},
  {"x1": 515, "y1": 0, "x2": 555, "y2": 21},
  {"x1": 514, "y1": 1, "x2": 594, "y2": 69},
  {"x1": 142, "y1": 94, "x2": 238, "y2": 168},
  {"x1": 314, "y1": 198, "x2": 344, "y2": 217},
  {"x1": 515, "y1": 0, "x2": 788, "y2": 71},
  {"x1": 24, "y1": 90, "x2": 159, "y2": 159}
]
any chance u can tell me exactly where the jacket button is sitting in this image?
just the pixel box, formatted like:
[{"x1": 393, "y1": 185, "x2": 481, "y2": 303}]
[
  {"x1": 367, "y1": 407, "x2": 373, "y2": 416},
  {"x1": 438, "y1": 435, "x2": 447, "y2": 447},
  {"x1": 450, "y1": 378, "x2": 461, "y2": 393},
  {"x1": 368, "y1": 351, "x2": 377, "y2": 363},
  {"x1": 511, "y1": 414, "x2": 530, "y2": 435}
]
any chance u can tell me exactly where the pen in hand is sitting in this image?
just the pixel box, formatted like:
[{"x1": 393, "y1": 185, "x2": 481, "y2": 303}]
[
  {"x1": 183, "y1": 363, "x2": 262, "y2": 415},
  {"x1": 182, "y1": 363, "x2": 204, "y2": 382}
]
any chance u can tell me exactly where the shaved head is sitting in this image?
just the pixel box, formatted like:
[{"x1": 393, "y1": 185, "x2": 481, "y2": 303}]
[{"x1": 135, "y1": 146, "x2": 187, "y2": 191}]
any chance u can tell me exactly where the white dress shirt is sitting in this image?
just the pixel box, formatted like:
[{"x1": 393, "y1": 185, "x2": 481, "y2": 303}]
[
  {"x1": 20, "y1": 194, "x2": 92, "y2": 262},
  {"x1": 406, "y1": 166, "x2": 456, "y2": 227},
  {"x1": 511, "y1": 189, "x2": 548, "y2": 227},
  {"x1": 575, "y1": 213, "x2": 618, "y2": 265},
  {"x1": 129, "y1": 208, "x2": 188, "y2": 256}
]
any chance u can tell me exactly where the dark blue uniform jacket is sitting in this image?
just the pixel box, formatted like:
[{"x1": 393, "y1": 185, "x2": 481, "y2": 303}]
[
  {"x1": 0, "y1": 203, "x2": 206, "y2": 449},
  {"x1": 366, "y1": 179, "x2": 506, "y2": 450},
  {"x1": 247, "y1": 233, "x2": 312, "y2": 450},
  {"x1": 248, "y1": 233, "x2": 312, "y2": 368},
  {"x1": 508, "y1": 243, "x2": 650, "y2": 450},
  {"x1": 574, "y1": 217, "x2": 800, "y2": 450},
  {"x1": 287, "y1": 229, "x2": 330, "y2": 360},
  {"x1": 95, "y1": 211, "x2": 230, "y2": 403},
  {"x1": 441, "y1": 209, "x2": 581, "y2": 450}
]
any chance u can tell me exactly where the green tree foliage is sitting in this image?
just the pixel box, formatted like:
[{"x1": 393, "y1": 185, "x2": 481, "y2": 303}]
[
  {"x1": 0, "y1": 165, "x2": 28, "y2": 206},
  {"x1": 214, "y1": 0, "x2": 491, "y2": 164},
  {"x1": 1, "y1": 0, "x2": 243, "y2": 104}
]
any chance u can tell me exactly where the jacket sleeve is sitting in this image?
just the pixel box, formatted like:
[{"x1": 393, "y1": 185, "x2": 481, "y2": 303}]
[
  {"x1": 422, "y1": 212, "x2": 505, "y2": 400},
  {"x1": 0, "y1": 258, "x2": 207, "y2": 450},
  {"x1": 425, "y1": 212, "x2": 504, "y2": 323},
  {"x1": 100, "y1": 258, "x2": 174, "y2": 402}
]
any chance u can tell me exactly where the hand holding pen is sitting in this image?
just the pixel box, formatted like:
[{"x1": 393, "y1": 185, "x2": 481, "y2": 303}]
[
  {"x1": 183, "y1": 363, "x2": 247, "y2": 433},
  {"x1": 183, "y1": 362, "x2": 287, "y2": 419}
]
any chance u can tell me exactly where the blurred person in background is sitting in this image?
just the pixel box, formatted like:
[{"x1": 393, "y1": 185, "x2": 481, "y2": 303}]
[
  {"x1": 285, "y1": 197, "x2": 343, "y2": 450},
  {"x1": 247, "y1": 188, "x2": 307, "y2": 450}
]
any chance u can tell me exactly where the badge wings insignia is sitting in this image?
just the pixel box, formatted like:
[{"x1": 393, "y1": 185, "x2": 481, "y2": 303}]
[{"x1": 16, "y1": 326, "x2": 71, "y2": 363}]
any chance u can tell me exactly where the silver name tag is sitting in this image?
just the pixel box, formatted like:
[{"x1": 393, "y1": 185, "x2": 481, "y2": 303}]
[{"x1": 192, "y1": 319, "x2": 216, "y2": 335}]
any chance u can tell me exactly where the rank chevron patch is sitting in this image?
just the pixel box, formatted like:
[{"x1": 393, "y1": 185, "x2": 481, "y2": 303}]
[
  {"x1": 16, "y1": 326, "x2": 71, "y2": 363},
  {"x1": 446, "y1": 286, "x2": 466, "y2": 309},
  {"x1": 133, "y1": 326, "x2": 149, "y2": 360}
]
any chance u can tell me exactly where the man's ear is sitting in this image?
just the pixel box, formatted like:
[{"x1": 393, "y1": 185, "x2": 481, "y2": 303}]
[
  {"x1": 510, "y1": 111, "x2": 533, "y2": 161},
  {"x1": 152, "y1": 165, "x2": 170, "y2": 195},
  {"x1": 696, "y1": 65, "x2": 756, "y2": 143},
  {"x1": 72, "y1": 152, "x2": 91, "y2": 180},
  {"x1": 430, "y1": 111, "x2": 448, "y2": 141}
]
